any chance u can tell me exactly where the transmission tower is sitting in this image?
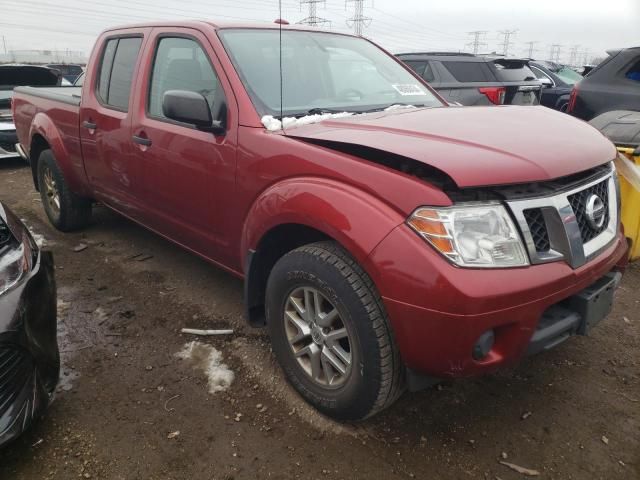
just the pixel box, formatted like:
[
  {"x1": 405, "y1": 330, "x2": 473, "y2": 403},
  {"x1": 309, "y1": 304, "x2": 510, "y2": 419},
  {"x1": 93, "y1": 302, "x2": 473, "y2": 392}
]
[
  {"x1": 549, "y1": 44, "x2": 562, "y2": 63},
  {"x1": 523, "y1": 41, "x2": 538, "y2": 59},
  {"x1": 466, "y1": 31, "x2": 488, "y2": 54},
  {"x1": 346, "y1": 0, "x2": 372, "y2": 37},
  {"x1": 498, "y1": 29, "x2": 517, "y2": 56},
  {"x1": 568, "y1": 44, "x2": 580, "y2": 66},
  {"x1": 298, "y1": 0, "x2": 330, "y2": 27}
]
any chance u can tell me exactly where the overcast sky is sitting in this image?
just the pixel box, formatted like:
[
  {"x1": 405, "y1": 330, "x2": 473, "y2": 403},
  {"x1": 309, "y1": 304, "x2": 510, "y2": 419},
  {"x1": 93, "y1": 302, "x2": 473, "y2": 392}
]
[{"x1": 1, "y1": 0, "x2": 637, "y2": 63}]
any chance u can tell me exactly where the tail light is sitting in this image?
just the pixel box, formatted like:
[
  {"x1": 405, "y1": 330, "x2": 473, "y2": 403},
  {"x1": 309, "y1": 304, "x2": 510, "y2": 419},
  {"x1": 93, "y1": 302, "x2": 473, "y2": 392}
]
[
  {"x1": 478, "y1": 87, "x2": 506, "y2": 105},
  {"x1": 567, "y1": 86, "x2": 578, "y2": 113}
]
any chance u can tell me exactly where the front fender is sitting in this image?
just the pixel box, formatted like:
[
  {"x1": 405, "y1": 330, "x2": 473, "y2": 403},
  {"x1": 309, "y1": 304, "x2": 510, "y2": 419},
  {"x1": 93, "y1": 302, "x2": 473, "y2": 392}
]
[
  {"x1": 29, "y1": 113, "x2": 89, "y2": 196},
  {"x1": 242, "y1": 177, "x2": 406, "y2": 268}
]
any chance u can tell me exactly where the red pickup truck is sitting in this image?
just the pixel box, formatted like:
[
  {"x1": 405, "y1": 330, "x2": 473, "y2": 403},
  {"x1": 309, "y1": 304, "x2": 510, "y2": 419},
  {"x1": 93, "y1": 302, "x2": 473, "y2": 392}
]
[{"x1": 12, "y1": 21, "x2": 627, "y2": 421}]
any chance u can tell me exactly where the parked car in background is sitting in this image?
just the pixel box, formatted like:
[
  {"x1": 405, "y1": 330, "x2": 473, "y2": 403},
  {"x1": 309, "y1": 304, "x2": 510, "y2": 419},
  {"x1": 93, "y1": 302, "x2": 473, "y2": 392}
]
[
  {"x1": 45, "y1": 64, "x2": 83, "y2": 83},
  {"x1": 12, "y1": 21, "x2": 627, "y2": 420},
  {"x1": 397, "y1": 52, "x2": 541, "y2": 106},
  {"x1": 0, "y1": 65, "x2": 62, "y2": 160},
  {"x1": 73, "y1": 72, "x2": 84, "y2": 86},
  {"x1": 530, "y1": 60, "x2": 583, "y2": 111},
  {"x1": 568, "y1": 47, "x2": 640, "y2": 120},
  {"x1": 0, "y1": 202, "x2": 59, "y2": 447}
]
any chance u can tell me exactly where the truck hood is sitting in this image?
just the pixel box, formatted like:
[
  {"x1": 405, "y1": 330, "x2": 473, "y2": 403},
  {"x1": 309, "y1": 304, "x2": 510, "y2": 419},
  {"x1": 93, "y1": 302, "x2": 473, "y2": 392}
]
[{"x1": 285, "y1": 106, "x2": 616, "y2": 188}]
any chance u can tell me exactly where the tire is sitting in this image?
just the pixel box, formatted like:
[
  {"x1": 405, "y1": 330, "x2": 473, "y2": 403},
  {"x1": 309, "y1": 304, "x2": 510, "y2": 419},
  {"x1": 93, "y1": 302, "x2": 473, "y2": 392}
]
[
  {"x1": 36, "y1": 149, "x2": 92, "y2": 232},
  {"x1": 266, "y1": 241, "x2": 404, "y2": 421}
]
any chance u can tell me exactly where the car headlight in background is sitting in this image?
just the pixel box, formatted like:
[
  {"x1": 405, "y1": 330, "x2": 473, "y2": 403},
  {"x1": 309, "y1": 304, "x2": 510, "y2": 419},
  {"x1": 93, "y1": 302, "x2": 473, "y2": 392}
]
[
  {"x1": 0, "y1": 216, "x2": 33, "y2": 296},
  {"x1": 407, "y1": 204, "x2": 529, "y2": 268}
]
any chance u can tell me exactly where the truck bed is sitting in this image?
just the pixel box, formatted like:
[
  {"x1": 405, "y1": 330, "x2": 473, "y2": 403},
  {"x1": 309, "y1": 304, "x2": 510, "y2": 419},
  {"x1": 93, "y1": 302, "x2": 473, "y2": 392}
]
[{"x1": 13, "y1": 86, "x2": 81, "y2": 106}]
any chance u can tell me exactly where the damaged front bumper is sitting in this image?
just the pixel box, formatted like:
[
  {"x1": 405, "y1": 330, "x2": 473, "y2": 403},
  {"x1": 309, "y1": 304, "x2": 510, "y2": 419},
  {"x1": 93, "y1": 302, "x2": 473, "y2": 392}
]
[{"x1": 0, "y1": 204, "x2": 58, "y2": 448}]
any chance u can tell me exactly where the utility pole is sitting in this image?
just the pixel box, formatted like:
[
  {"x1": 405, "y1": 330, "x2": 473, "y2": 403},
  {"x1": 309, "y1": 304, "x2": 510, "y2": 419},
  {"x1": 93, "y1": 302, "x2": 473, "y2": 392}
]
[
  {"x1": 2, "y1": 36, "x2": 6, "y2": 55},
  {"x1": 298, "y1": 0, "x2": 330, "y2": 27},
  {"x1": 466, "y1": 31, "x2": 487, "y2": 55},
  {"x1": 523, "y1": 41, "x2": 538, "y2": 59},
  {"x1": 549, "y1": 44, "x2": 562, "y2": 63},
  {"x1": 498, "y1": 29, "x2": 517, "y2": 56},
  {"x1": 345, "y1": 0, "x2": 371, "y2": 37},
  {"x1": 568, "y1": 44, "x2": 580, "y2": 67},
  {"x1": 582, "y1": 48, "x2": 591, "y2": 65}
]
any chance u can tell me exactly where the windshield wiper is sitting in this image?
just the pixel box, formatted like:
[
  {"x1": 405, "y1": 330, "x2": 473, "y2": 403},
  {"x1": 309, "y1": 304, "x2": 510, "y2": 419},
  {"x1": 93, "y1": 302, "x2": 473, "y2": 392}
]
[
  {"x1": 360, "y1": 103, "x2": 426, "y2": 113},
  {"x1": 305, "y1": 107, "x2": 350, "y2": 116}
]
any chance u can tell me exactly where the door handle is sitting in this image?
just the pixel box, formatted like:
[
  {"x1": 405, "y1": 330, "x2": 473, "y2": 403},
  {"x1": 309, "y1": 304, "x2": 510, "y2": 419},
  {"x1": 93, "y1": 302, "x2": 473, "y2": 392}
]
[
  {"x1": 82, "y1": 120, "x2": 97, "y2": 129},
  {"x1": 132, "y1": 135, "x2": 152, "y2": 147}
]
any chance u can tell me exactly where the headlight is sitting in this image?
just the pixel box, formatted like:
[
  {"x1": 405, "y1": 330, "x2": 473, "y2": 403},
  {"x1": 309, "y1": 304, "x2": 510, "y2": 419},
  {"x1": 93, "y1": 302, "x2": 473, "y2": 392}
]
[
  {"x1": 407, "y1": 204, "x2": 529, "y2": 268},
  {"x1": 0, "y1": 216, "x2": 32, "y2": 295}
]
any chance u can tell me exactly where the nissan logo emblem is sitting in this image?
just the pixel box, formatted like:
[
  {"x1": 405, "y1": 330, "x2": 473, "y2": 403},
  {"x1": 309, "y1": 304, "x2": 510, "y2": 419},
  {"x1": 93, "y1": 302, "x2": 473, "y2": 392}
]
[{"x1": 585, "y1": 194, "x2": 606, "y2": 229}]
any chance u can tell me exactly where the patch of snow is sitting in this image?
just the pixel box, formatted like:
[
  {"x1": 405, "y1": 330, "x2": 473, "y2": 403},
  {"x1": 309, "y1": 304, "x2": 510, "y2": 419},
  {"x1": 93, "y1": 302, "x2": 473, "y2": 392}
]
[
  {"x1": 262, "y1": 112, "x2": 353, "y2": 131},
  {"x1": 261, "y1": 104, "x2": 417, "y2": 132},
  {"x1": 57, "y1": 365, "x2": 80, "y2": 393},
  {"x1": 20, "y1": 218, "x2": 51, "y2": 247},
  {"x1": 176, "y1": 341, "x2": 234, "y2": 393},
  {"x1": 383, "y1": 104, "x2": 417, "y2": 111}
]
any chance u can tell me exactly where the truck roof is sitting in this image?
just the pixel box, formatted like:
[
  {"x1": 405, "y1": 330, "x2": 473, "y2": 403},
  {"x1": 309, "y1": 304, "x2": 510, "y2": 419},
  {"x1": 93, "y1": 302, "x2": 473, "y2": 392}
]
[{"x1": 101, "y1": 19, "x2": 344, "y2": 35}]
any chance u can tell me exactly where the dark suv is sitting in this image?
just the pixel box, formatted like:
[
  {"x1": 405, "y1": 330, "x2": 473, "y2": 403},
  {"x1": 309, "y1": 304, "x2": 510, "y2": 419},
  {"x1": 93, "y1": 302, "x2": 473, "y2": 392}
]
[
  {"x1": 397, "y1": 52, "x2": 541, "y2": 106},
  {"x1": 568, "y1": 47, "x2": 640, "y2": 120},
  {"x1": 530, "y1": 60, "x2": 583, "y2": 112}
]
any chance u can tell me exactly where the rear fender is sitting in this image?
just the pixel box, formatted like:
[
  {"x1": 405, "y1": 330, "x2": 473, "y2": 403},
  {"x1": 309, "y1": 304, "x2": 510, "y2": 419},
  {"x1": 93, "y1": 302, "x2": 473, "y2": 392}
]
[{"x1": 29, "y1": 113, "x2": 89, "y2": 196}]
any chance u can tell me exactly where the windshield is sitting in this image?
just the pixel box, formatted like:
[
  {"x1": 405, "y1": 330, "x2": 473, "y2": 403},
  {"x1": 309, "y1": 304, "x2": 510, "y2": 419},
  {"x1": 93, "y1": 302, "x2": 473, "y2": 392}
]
[
  {"x1": 218, "y1": 29, "x2": 443, "y2": 118},
  {"x1": 553, "y1": 66, "x2": 582, "y2": 85}
]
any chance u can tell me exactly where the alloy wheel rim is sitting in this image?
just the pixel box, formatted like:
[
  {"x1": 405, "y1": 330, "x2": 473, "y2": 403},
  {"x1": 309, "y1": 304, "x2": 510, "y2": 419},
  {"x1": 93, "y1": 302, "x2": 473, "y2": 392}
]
[
  {"x1": 284, "y1": 286, "x2": 352, "y2": 388},
  {"x1": 43, "y1": 168, "x2": 61, "y2": 214}
]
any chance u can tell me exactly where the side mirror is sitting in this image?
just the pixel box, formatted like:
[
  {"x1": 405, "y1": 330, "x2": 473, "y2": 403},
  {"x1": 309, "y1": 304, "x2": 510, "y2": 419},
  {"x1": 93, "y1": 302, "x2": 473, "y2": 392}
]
[
  {"x1": 540, "y1": 77, "x2": 553, "y2": 88},
  {"x1": 162, "y1": 90, "x2": 225, "y2": 134}
]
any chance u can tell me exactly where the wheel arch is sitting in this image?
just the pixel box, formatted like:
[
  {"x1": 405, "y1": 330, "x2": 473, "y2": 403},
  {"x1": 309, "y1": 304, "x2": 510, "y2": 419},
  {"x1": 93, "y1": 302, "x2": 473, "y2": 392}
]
[
  {"x1": 29, "y1": 133, "x2": 50, "y2": 191},
  {"x1": 242, "y1": 177, "x2": 405, "y2": 327},
  {"x1": 28, "y1": 113, "x2": 90, "y2": 196}
]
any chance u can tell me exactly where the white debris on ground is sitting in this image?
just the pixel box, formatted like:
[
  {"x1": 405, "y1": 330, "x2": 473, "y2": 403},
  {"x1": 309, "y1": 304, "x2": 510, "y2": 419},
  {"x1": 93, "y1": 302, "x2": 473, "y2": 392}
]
[
  {"x1": 20, "y1": 218, "x2": 51, "y2": 247},
  {"x1": 175, "y1": 341, "x2": 234, "y2": 393},
  {"x1": 261, "y1": 104, "x2": 416, "y2": 131}
]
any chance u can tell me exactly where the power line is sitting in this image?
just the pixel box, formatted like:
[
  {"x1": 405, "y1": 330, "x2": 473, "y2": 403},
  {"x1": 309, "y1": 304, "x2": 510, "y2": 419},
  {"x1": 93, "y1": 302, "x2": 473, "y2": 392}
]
[
  {"x1": 345, "y1": 0, "x2": 371, "y2": 37},
  {"x1": 466, "y1": 31, "x2": 487, "y2": 54},
  {"x1": 523, "y1": 41, "x2": 538, "y2": 58},
  {"x1": 497, "y1": 29, "x2": 517, "y2": 56},
  {"x1": 549, "y1": 44, "x2": 563, "y2": 63},
  {"x1": 297, "y1": 0, "x2": 330, "y2": 27},
  {"x1": 568, "y1": 44, "x2": 580, "y2": 67}
]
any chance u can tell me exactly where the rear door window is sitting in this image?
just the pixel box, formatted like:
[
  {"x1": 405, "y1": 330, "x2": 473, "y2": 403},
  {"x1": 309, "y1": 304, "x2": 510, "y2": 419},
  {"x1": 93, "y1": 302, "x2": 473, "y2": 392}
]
[
  {"x1": 402, "y1": 60, "x2": 435, "y2": 82},
  {"x1": 493, "y1": 61, "x2": 537, "y2": 82},
  {"x1": 96, "y1": 37, "x2": 143, "y2": 111},
  {"x1": 441, "y1": 61, "x2": 493, "y2": 82},
  {"x1": 626, "y1": 59, "x2": 640, "y2": 81}
]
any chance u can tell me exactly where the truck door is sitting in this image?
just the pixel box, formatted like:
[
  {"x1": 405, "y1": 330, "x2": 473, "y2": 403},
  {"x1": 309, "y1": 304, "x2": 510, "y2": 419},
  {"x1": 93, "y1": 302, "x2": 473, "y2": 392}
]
[
  {"x1": 129, "y1": 28, "x2": 238, "y2": 265},
  {"x1": 79, "y1": 30, "x2": 149, "y2": 213}
]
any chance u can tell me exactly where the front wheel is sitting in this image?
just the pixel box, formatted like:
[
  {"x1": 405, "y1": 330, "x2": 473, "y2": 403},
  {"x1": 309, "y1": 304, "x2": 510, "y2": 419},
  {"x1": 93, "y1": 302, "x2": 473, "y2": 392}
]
[
  {"x1": 266, "y1": 241, "x2": 404, "y2": 421},
  {"x1": 37, "y1": 149, "x2": 92, "y2": 232}
]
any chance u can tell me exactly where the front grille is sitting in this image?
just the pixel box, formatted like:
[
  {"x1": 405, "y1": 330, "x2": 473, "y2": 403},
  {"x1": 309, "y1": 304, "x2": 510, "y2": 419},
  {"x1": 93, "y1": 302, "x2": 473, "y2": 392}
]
[
  {"x1": 568, "y1": 180, "x2": 609, "y2": 243},
  {"x1": 523, "y1": 208, "x2": 550, "y2": 252},
  {"x1": 507, "y1": 170, "x2": 616, "y2": 269},
  {"x1": 0, "y1": 141, "x2": 16, "y2": 153}
]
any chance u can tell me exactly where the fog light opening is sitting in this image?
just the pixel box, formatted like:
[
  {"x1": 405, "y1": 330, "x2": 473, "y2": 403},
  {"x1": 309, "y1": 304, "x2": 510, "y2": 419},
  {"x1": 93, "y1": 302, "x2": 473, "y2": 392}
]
[{"x1": 472, "y1": 330, "x2": 495, "y2": 361}]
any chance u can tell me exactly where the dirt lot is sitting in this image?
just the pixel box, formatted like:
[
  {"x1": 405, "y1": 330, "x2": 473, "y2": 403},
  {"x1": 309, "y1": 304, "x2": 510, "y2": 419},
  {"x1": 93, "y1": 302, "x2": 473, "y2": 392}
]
[{"x1": 0, "y1": 158, "x2": 638, "y2": 480}]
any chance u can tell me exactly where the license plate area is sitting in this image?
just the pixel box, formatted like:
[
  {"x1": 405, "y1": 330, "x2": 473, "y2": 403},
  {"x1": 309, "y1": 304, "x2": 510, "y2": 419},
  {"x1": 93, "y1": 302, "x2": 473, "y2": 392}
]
[
  {"x1": 526, "y1": 272, "x2": 621, "y2": 355},
  {"x1": 568, "y1": 272, "x2": 621, "y2": 335}
]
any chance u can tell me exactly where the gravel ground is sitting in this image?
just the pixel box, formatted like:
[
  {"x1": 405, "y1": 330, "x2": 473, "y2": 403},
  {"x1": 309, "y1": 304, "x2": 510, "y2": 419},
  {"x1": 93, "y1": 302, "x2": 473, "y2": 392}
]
[{"x1": 0, "y1": 158, "x2": 638, "y2": 479}]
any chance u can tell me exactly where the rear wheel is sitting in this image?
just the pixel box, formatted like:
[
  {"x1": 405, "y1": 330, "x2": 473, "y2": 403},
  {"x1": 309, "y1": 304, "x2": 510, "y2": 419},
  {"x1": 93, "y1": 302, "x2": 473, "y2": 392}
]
[
  {"x1": 37, "y1": 149, "x2": 92, "y2": 231},
  {"x1": 266, "y1": 241, "x2": 404, "y2": 421}
]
